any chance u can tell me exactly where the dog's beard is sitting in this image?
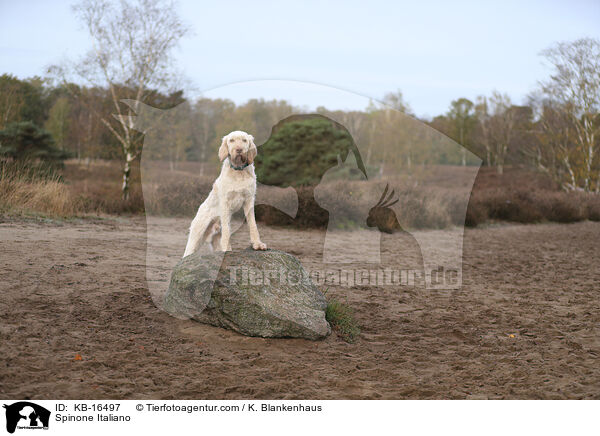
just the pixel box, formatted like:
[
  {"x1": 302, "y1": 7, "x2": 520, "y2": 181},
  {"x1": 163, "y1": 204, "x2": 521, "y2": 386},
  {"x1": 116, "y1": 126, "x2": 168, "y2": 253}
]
[{"x1": 232, "y1": 154, "x2": 246, "y2": 166}]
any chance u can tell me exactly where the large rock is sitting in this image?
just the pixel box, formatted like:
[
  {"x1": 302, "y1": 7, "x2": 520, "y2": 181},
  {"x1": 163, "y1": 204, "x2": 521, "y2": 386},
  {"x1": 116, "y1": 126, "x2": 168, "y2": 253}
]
[{"x1": 163, "y1": 248, "x2": 330, "y2": 340}]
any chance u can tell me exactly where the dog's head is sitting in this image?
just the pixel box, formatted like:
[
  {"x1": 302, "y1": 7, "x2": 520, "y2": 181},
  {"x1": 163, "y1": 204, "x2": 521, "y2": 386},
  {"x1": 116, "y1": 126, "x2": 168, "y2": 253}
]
[{"x1": 218, "y1": 131, "x2": 257, "y2": 167}]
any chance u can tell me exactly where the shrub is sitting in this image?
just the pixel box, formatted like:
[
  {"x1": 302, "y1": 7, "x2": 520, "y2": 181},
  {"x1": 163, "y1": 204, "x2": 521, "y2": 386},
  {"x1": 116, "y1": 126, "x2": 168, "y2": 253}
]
[
  {"x1": 0, "y1": 121, "x2": 71, "y2": 164},
  {"x1": 464, "y1": 175, "x2": 600, "y2": 227},
  {"x1": 587, "y1": 195, "x2": 600, "y2": 221},
  {"x1": 464, "y1": 196, "x2": 488, "y2": 227},
  {"x1": 496, "y1": 190, "x2": 543, "y2": 222},
  {"x1": 255, "y1": 115, "x2": 366, "y2": 187},
  {"x1": 536, "y1": 192, "x2": 586, "y2": 223}
]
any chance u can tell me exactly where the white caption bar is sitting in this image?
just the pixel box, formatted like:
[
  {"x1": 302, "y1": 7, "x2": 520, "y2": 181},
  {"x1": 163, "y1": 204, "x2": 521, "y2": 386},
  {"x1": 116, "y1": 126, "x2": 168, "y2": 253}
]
[{"x1": 0, "y1": 400, "x2": 596, "y2": 435}]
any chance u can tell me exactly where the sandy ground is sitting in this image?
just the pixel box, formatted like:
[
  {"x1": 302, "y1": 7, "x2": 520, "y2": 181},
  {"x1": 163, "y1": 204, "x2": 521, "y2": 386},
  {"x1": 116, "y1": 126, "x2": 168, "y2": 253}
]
[{"x1": 1, "y1": 216, "x2": 599, "y2": 399}]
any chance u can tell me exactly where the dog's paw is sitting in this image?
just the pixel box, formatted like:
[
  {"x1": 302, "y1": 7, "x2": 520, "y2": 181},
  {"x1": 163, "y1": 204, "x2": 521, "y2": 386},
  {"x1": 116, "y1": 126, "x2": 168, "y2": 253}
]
[{"x1": 252, "y1": 241, "x2": 267, "y2": 250}]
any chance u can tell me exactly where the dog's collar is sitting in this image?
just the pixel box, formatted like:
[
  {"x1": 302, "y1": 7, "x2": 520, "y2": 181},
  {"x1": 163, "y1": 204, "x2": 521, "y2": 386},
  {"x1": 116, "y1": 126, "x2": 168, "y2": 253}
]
[{"x1": 228, "y1": 156, "x2": 250, "y2": 171}]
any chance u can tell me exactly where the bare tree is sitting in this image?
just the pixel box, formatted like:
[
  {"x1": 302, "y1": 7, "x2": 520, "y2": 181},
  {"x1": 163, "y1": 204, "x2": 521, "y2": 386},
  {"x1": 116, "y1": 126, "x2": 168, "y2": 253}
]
[
  {"x1": 0, "y1": 75, "x2": 25, "y2": 130},
  {"x1": 534, "y1": 38, "x2": 600, "y2": 191},
  {"x1": 489, "y1": 92, "x2": 514, "y2": 175},
  {"x1": 447, "y1": 98, "x2": 476, "y2": 166},
  {"x1": 526, "y1": 96, "x2": 575, "y2": 187},
  {"x1": 50, "y1": 0, "x2": 189, "y2": 199},
  {"x1": 370, "y1": 97, "x2": 417, "y2": 174},
  {"x1": 382, "y1": 90, "x2": 412, "y2": 115},
  {"x1": 45, "y1": 97, "x2": 71, "y2": 151},
  {"x1": 475, "y1": 92, "x2": 521, "y2": 174},
  {"x1": 474, "y1": 96, "x2": 492, "y2": 166}
]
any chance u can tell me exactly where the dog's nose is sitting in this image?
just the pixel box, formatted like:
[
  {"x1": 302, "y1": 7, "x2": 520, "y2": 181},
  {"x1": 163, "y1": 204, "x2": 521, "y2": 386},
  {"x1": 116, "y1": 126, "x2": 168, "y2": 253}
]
[{"x1": 235, "y1": 148, "x2": 243, "y2": 154}]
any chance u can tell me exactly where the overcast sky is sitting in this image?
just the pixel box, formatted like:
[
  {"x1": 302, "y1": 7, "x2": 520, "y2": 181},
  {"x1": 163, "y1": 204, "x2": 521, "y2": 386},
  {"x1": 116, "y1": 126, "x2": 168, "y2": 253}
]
[{"x1": 1, "y1": 0, "x2": 599, "y2": 118}]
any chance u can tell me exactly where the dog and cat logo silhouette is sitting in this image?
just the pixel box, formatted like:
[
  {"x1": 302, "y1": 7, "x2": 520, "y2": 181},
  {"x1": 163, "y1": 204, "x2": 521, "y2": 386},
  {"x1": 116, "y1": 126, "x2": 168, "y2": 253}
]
[{"x1": 3, "y1": 402, "x2": 50, "y2": 433}]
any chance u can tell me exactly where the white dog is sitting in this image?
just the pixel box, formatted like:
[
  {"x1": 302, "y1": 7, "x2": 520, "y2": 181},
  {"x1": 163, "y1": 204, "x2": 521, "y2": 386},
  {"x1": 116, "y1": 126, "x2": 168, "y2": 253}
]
[{"x1": 183, "y1": 130, "x2": 267, "y2": 257}]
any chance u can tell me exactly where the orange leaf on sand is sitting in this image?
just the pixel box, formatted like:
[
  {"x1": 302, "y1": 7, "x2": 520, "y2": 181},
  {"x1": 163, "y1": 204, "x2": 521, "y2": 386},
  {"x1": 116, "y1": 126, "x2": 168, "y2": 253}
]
[
  {"x1": 508, "y1": 334, "x2": 515, "y2": 338},
  {"x1": 74, "y1": 354, "x2": 83, "y2": 361}
]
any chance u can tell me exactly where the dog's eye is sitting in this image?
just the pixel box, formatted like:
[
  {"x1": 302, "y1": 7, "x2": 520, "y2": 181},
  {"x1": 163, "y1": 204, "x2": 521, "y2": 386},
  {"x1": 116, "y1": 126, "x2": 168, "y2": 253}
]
[
  {"x1": 229, "y1": 138, "x2": 234, "y2": 142},
  {"x1": 242, "y1": 138, "x2": 247, "y2": 142}
]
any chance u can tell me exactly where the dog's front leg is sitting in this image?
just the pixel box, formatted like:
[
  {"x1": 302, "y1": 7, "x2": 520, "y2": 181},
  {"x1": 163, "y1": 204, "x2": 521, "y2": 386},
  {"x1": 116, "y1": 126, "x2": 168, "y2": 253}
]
[
  {"x1": 219, "y1": 200, "x2": 232, "y2": 251},
  {"x1": 244, "y1": 199, "x2": 267, "y2": 250}
]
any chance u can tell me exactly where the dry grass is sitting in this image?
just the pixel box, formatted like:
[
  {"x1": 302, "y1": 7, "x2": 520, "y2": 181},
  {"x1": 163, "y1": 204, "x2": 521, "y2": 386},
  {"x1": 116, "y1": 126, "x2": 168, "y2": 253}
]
[
  {"x1": 0, "y1": 159, "x2": 146, "y2": 217},
  {"x1": 0, "y1": 177, "x2": 75, "y2": 216},
  {"x1": 0, "y1": 162, "x2": 76, "y2": 216}
]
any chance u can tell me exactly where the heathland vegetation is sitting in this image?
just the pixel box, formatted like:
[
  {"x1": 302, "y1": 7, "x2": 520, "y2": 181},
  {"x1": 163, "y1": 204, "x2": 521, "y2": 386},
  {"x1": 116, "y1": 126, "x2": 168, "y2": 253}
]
[{"x1": 0, "y1": 0, "x2": 598, "y2": 227}]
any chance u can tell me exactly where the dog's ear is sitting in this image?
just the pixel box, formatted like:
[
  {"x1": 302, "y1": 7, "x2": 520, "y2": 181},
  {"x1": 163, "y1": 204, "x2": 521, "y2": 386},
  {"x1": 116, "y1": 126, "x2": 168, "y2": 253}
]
[
  {"x1": 247, "y1": 134, "x2": 257, "y2": 164},
  {"x1": 218, "y1": 135, "x2": 229, "y2": 161}
]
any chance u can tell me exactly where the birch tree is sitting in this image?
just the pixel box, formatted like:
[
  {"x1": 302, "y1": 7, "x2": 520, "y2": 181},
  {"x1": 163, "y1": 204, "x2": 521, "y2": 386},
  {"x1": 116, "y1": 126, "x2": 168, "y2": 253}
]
[
  {"x1": 534, "y1": 38, "x2": 600, "y2": 191},
  {"x1": 50, "y1": 0, "x2": 189, "y2": 199}
]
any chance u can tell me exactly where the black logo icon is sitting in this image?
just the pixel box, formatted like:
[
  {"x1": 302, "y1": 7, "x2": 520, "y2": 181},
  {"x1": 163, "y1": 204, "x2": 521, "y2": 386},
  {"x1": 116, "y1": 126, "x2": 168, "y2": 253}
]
[{"x1": 3, "y1": 402, "x2": 50, "y2": 434}]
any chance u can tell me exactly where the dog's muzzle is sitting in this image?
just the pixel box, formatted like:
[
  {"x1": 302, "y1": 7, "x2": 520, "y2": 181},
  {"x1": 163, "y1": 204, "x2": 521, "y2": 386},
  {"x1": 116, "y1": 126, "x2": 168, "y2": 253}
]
[{"x1": 229, "y1": 154, "x2": 249, "y2": 170}]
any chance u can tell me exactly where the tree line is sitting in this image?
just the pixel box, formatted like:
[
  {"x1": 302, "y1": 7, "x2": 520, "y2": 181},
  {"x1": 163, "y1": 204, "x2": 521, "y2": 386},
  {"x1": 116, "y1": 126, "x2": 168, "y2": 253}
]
[
  {"x1": 4, "y1": 0, "x2": 595, "y2": 201},
  {"x1": 1, "y1": 11, "x2": 599, "y2": 195}
]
